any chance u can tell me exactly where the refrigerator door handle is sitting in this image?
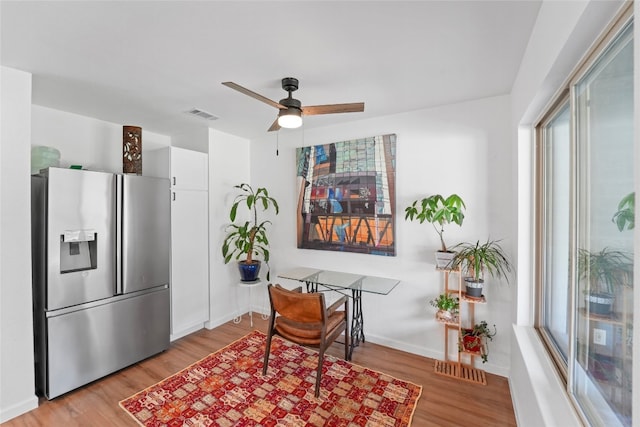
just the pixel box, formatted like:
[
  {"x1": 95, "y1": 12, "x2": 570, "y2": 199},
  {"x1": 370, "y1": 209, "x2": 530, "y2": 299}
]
[{"x1": 115, "y1": 174, "x2": 123, "y2": 295}]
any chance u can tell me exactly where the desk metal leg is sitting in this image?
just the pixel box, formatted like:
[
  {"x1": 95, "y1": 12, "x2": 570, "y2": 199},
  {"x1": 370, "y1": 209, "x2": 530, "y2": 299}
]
[
  {"x1": 349, "y1": 288, "x2": 365, "y2": 360},
  {"x1": 305, "y1": 281, "x2": 318, "y2": 293}
]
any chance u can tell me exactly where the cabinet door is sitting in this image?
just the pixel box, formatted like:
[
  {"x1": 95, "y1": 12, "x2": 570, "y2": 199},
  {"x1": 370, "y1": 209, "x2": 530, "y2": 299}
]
[
  {"x1": 170, "y1": 147, "x2": 208, "y2": 191},
  {"x1": 170, "y1": 189, "x2": 209, "y2": 336}
]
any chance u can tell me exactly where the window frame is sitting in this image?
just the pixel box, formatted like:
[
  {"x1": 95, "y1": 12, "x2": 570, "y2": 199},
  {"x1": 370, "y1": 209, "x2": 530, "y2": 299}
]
[
  {"x1": 533, "y1": 3, "x2": 634, "y2": 425},
  {"x1": 535, "y1": 91, "x2": 572, "y2": 383}
]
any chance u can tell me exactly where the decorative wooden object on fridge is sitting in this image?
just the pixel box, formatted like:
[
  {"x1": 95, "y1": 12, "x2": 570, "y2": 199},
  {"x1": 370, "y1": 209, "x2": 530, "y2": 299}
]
[{"x1": 123, "y1": 125, "x2": 142, "y2": 175}]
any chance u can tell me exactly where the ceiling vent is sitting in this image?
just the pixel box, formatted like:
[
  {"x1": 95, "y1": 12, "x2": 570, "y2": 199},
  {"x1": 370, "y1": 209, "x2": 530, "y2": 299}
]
[{"x1": 185, "y1": 108, "x2": 218, "y2": 121}]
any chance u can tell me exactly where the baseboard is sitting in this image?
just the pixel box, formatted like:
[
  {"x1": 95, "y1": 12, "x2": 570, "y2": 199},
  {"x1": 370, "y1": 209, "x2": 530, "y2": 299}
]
[
  {"x1": 206, "y1": 312, "x2": 239, "y2": 330},
  {"x1": 364, "y1": 333, "x2": 442, "y2": 361},
  {"x1": 170, "y1": 323, "x2": 205, "y2": 342},
  {"x1": 0, "y1": 394, "x2": 39, "y2": 423},
  {"x1": 365, "y1": 332, "x2": 509, "y2": 378}
]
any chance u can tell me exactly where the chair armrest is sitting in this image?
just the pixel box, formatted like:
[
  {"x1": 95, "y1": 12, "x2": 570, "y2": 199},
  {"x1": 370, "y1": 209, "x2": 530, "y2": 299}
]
[{"x1": 327, "y1": 295, "x2": 348, "y2": 315}]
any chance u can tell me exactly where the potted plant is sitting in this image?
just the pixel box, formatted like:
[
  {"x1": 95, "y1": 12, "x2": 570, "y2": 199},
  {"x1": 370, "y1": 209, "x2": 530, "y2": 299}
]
[
  {"x1": 578, "y1": 247, "x2": 632, "y2": 315},
  {"x1": 450, "y1": 239, "x2": 512, "y2": 298},
  {"x1": 460, "y1": 320, "x2": 496, "y2": 363},
  {"x1": 430, "y1": 293, "x2": 459, "y2": 323},
  {"x1": 222, "y1": 183, "x2": 279, "y2": 282},
  {"x1": 404, "y1": 194, "x2": 466, "y2": 268},
  {"x1": 612, "y1": 191, "x2": 635, "y2": 231}
]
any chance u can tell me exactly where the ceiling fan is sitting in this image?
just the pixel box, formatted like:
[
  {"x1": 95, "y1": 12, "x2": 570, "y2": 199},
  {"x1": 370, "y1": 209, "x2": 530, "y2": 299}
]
[{"x1": 222, "y1": 77, "x2": 365, "y2": 132}]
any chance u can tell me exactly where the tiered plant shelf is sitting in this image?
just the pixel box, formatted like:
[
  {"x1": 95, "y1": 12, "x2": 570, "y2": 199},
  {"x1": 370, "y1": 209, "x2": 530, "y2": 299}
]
[{"x1": 433, "y1": 267, "x2": 487, "y2": 385}]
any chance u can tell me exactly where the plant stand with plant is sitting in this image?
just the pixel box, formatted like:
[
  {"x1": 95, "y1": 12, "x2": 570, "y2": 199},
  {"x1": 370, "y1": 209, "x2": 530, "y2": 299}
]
[{"x1": 433, "y1": 266, "x2": 488, "y2": 385}]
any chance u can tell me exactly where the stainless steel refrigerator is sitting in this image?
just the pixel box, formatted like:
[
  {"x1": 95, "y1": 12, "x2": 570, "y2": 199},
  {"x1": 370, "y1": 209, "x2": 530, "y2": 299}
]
[{"x1": 31, "y1": 167, "x2": 171, "y2": 399}]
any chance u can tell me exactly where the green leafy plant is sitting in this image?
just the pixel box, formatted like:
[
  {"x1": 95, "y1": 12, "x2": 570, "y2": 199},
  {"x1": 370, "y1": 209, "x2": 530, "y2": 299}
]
[
  {"x1": 460, "y1": 320, "x2": 496, "y2": 363},
  {"x1": 222, "y1": 183, "x2": 279, "y2": 279},
  {"x1": 612, "y1": 191, "x2": 635, "y2": 231},
  {"x1": 429, "y1": 293, "x2": 459, "y2": 313},
  {"x1": 450, "y1": 239, "x2": 512, "y2": 283},
  {"x1": 404, "y1": 194, "x2": 466, "y2": 252},
  {"x1": 578, "y1": 247, "x2": 633, "y2": 294}
]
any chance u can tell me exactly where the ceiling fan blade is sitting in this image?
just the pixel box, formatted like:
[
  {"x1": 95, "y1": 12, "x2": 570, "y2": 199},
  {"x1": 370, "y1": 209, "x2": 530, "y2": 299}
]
[
  {"x1": 222, "y1": 82, "x2": 286, "y2": 110},
  {"x1": 302, "y1": 102, "x2": 364, "y2": 116},
  {"x1": 267, "y1": 118, "x2": 281, "y2": 132}
]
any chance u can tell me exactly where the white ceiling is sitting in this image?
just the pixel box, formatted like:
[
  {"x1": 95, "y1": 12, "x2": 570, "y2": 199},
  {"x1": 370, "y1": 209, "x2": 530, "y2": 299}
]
[{"x1": 1, "y1": 1, "x2": 541, "y2": 141}]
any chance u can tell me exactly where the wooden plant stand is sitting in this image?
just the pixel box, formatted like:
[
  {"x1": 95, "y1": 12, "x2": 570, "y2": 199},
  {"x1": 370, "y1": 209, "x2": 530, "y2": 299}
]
[{"x1": 433, "y1": 267, "x2": 487, "y2": 385}]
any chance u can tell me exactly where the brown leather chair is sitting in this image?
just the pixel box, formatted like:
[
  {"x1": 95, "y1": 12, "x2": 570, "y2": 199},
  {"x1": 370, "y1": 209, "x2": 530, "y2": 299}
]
[{"x1": 262, "y1": 284, "x2": 349, "y2": 397}]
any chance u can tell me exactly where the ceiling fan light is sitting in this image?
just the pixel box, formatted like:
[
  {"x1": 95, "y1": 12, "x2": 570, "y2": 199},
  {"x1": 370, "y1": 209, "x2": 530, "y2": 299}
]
[{"x1": 277, "y1": 108, "x2": 302, "y2": 129}]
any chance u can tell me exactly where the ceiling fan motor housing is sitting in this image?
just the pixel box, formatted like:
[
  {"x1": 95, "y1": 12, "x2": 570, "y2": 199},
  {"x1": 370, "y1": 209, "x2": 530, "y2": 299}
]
[
  {"x1": 279, "y1": 97, "x2": 301, "y2": 109},
  {"x1": 281, "y1": 77, "x2": 299, "y2": 93}
]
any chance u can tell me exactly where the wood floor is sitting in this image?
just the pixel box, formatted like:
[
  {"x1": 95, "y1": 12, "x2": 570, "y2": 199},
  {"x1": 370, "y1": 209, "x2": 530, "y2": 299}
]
[{"x1": 5, "y1": 316, "x2": 517, "y2": 426}]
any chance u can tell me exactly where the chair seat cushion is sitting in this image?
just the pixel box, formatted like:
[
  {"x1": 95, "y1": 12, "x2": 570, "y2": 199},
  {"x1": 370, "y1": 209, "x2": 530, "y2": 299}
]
[{"x1": 275, "y1": 311, "x2": 345, "y2": 346}]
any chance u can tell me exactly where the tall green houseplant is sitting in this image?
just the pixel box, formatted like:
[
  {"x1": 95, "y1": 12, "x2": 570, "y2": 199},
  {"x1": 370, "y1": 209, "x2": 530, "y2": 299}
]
[
  {"x1": 222, "y1": 183, "x2": 279, "y2": 281},
  {"x1": 405, "y1": 194, "x2": 466, "y2": 268},
  {"x1": 404, "y1": 194, "x2": 466, "y2": 252}
]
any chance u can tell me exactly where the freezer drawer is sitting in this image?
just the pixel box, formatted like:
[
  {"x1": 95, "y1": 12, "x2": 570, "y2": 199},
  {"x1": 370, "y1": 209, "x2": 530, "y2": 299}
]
[{"x1": 42, "y1": 287, "x2": 169, "y2": 399}]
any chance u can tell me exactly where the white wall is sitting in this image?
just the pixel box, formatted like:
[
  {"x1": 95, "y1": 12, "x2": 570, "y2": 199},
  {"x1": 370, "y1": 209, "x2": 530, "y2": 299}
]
[
  {"x1": 509, "y1": 1, "x2": 628, "y2": 426},
  {"x1": 32, "y1": 105, "x2": 171, "y2": 173},
  {"x1": 246, "y1": 95, "x2": 515, "y2": 376},
  {"x1": 0, "y1": 67, "x2": 39, "y2": 422},
  {"x1": 207, "y1": 129, "x2": 251, "y2": 327},
  {"x1": 171, "y1": 126, "x2": 209, "y2": 153}
]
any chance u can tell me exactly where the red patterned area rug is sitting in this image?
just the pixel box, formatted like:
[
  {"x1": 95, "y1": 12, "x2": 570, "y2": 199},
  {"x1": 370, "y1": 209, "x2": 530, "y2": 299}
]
[{"x1": 119, "y1": 330, "x2": 422, "y2": 426}]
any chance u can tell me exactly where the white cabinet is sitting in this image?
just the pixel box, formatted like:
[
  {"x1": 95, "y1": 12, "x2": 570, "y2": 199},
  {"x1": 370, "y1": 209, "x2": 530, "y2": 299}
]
[
  {"x1": 145, "y1": 147, "x2": 209, "y2": 340},
  {"x1": 144, "y1": 146, "x2": 208, "y2": 190},
  {"x1": 171, "y1": 189, "x2": 209, "y2": 337},
  {"x1": 170, "y1": 147, "x2": 208, "y2": 190}
]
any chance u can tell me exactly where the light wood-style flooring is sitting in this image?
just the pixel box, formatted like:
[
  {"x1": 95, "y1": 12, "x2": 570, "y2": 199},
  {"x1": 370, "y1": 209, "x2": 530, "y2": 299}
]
[{"x1": 4, "y1": 316, "x2": 517, "y2": 426}]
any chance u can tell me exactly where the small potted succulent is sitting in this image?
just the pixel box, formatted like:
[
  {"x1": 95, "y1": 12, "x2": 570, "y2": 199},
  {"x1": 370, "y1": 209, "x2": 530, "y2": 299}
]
[
  {"x1": 450, "y1": 239, "x2": 512, "y2": 298},
  {"x1": 460, "y1": 320, "x2": 496, "y2": 363},
  {"x1": 404, "y1": 194, "x2": 466, "y2": 268},
  {"x1": 222, "y1": 183, "x2": 279, "y2": 282},
  {"x1": 430, "y1": 293, "x2": 459, "y2": 323}
]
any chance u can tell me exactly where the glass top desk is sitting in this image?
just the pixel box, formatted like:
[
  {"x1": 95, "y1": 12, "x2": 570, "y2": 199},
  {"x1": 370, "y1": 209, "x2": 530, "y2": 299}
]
[{"x1": 277, "y1": 267, "x2": 400, "y2": 360}]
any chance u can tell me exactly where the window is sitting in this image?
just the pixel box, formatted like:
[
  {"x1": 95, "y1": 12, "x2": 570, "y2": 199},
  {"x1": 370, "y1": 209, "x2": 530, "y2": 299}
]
[
  {"x1": 536, "y1": 9, "x2": 634, "y2": 427},
  {"x1": 538, "y1": 98, "x2": 571, "y2": 366}
]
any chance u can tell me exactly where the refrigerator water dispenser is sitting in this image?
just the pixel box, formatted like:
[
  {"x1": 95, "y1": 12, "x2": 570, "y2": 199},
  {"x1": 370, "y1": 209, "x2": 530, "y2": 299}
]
[{"x1": 60, "y1": 230, "x2": 97, "y2": 273}]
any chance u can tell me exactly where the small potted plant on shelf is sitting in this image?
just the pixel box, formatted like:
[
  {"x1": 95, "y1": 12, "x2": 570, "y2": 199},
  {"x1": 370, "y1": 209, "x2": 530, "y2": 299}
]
[
  {"x1": 429, "y1": 293, "x2": 459, "y2": 323},
  {"x1": 578, "y1": 247, "x2": 632, "y2": 315},
  {"x1": 460, "y1": 320, "x2": 496, "y2": 363},
  {"x1": 404, "y1": 194, "x2": 466, "y2": 268},
  {"x1": 449, "y1": 239, "x2": 512, "y2": 298},
  {"x1": 222, "y1": 183, "x2": 279, "y2": 282}
]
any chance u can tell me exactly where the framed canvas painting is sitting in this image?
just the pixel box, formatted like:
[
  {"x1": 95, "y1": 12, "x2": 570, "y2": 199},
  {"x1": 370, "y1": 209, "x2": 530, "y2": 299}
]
[{"x1": 296, "y1": 134, "x2": 396, "y2": 256}]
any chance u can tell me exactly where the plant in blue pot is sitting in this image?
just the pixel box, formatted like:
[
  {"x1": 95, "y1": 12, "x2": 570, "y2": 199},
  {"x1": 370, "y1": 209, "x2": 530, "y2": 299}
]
[{"x1": 222, "y1": 183, "x2": 279, "y2": 282}]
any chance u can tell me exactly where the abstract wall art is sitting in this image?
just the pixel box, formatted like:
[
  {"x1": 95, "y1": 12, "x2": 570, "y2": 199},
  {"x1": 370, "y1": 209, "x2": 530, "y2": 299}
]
[{"x1": 296, "y1": 134, "x2": 397, "y2": 256}]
